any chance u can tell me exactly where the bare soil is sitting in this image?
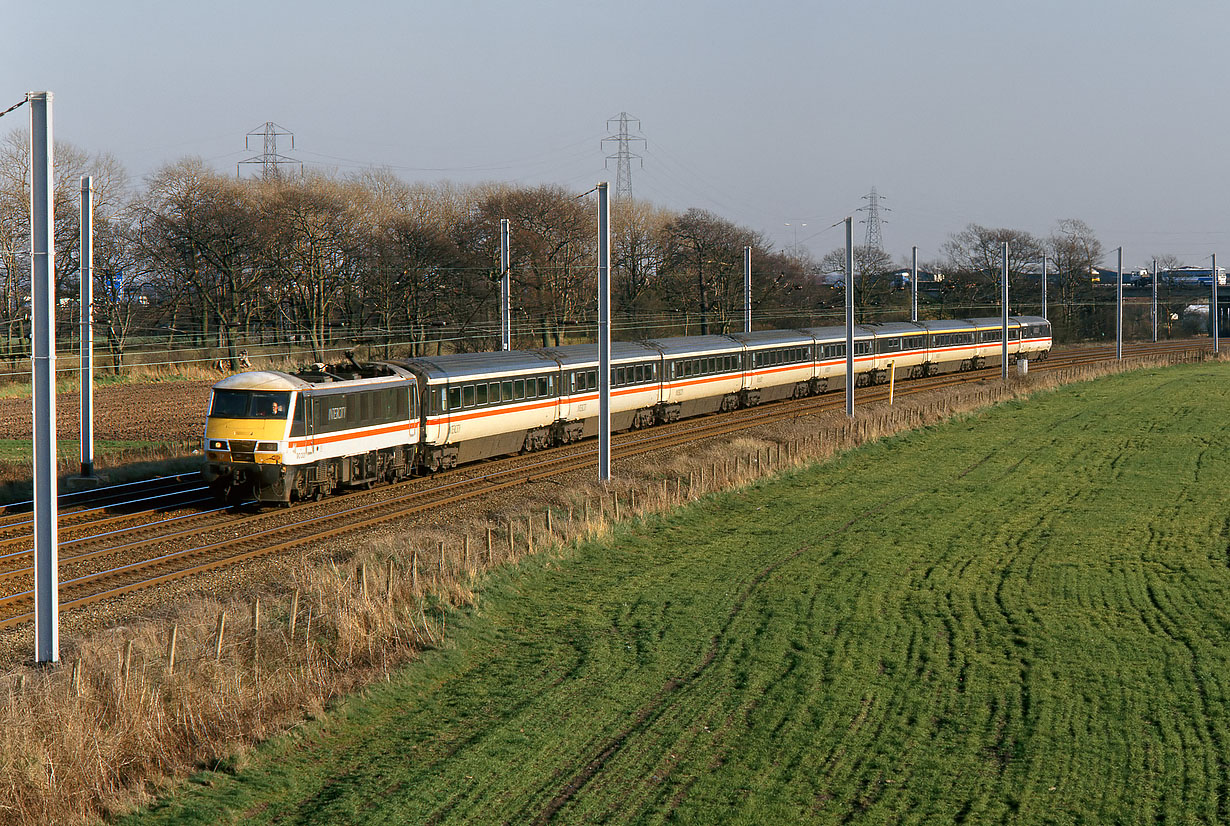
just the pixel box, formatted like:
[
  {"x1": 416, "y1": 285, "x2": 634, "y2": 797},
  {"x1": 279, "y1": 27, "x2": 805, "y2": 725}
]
[{"x1": 0, "y1": 381, "x2": 214, "y2": 442}]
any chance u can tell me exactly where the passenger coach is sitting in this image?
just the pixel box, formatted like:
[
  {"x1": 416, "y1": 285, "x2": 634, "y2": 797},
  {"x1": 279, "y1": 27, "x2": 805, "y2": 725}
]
[{"x1": 203, "y1": 316, "x2": 1052, "y2": 504}]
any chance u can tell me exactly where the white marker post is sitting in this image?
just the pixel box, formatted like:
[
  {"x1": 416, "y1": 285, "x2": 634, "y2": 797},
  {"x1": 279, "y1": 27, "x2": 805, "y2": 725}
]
[
  {"x1": 30, "y1": 92, "x2": 58, "y2": 664},
  {"x1": 597, "y1": 183, "x2": 611, "y2": 482}
]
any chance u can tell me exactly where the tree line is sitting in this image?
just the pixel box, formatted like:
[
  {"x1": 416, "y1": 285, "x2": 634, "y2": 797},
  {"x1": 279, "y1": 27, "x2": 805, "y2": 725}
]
[{"x1": 0, "y1": 129, "x2": 1199, "y2": 373}]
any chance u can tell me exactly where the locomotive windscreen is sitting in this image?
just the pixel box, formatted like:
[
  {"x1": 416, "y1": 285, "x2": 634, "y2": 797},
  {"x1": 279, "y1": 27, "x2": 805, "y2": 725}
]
[{"x1": 210, "y1": 389, "x2": 291, "y2": 419}]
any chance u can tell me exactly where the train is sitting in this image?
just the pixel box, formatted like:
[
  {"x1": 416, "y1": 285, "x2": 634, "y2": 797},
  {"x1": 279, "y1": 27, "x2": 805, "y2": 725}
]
[{"x1": 202, "y1": 316, "x2": 1052, "y2": 504}]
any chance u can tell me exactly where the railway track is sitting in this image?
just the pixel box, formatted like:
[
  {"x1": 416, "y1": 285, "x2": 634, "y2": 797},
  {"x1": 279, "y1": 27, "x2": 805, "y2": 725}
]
[{"x1": 0, "y1": 338, "x2": 1211, "y2": 630}]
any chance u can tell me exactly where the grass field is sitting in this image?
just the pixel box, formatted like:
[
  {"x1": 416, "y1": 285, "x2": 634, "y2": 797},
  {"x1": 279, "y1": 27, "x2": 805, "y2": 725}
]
[
  {"x1": 120, "y1": 363, "x2": 1230, "y2": 824},
  {"x1": 0, "y1": 438, "x2": 173, "y2": 464}
]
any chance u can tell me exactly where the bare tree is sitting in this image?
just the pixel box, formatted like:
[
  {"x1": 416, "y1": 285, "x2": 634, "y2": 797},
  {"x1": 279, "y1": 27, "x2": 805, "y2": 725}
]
[
  {"x1": 658, "y1": 208, "x2": 760, "y2": 335},
  {"x1": 942, "y1": 223, "x2": 1045, "y2": 316},
  {"x1": 818, "y1": 244, "x2": 896, "y2": 322},
  {"x1": 454, "y1": 185, "x2": 592, "y2": 347},
  {"x1": 140, "y1": 158, "x2": 264, "y2": 367},
  {"x1": 1046, "y1": 218, "x2": 1105, "y2": 339}
]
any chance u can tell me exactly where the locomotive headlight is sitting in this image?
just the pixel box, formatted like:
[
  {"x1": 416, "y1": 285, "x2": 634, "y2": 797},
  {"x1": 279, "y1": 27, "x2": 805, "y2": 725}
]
[
  {"x1": 209, "y1": 439, "x2": 228, "y2": 451},
  {"x1": 256, "y1": 442, "x2": 278, "y2": 452}
]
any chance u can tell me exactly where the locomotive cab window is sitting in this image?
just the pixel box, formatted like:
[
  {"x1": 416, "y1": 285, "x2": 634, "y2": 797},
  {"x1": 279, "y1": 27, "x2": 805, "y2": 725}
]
[{"x1": 210, "y1": 390, "x2": 292, "y2": 419}]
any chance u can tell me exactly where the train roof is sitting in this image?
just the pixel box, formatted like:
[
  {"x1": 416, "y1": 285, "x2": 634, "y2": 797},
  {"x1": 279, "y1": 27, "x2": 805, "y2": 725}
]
[
  {"x1": 861, "y1": 321, "x2": 929, "y2": 337},
  {"x1": 725, "y1": 329, "x2": 815, "y2": 349},
  {"x1": 212, "y1": 370, "x2": 312, "y2": 392},
  {"x1": 640, "y1": 335, "x2": 742, "y2": 358},
  {"x1": 392, "y1": 351, "x2": 558, "y2": 382},
  {"x1": 919, "y1": 319, "x2": 978, "y2": 332},
  {"x1": 538, "y1": 341, "x2": 662, "y2": 368},
  {"x1": 797, "y1": 324, "x2": 876, "y2": 341},
  {"x1": 966, "y1": 316, "x2": 1022, "y2": 329}
]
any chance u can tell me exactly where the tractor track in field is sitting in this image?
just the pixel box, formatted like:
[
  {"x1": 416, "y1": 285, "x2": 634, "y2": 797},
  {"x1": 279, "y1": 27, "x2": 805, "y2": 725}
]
[{"x1": 527, "y1": 494, "x2": 904, "y2": 824}]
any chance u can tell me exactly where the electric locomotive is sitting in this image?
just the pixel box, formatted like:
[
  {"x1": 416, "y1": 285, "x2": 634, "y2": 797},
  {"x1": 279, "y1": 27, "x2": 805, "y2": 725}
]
[{"x1": 203, "y1": 360, "x2": 419, "y2": 503}]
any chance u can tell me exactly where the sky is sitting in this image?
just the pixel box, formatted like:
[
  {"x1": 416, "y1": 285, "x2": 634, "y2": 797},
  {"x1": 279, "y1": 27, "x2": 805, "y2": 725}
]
[{"x1": 5, "y1": 0, "x2": 1230, "y2": 270}]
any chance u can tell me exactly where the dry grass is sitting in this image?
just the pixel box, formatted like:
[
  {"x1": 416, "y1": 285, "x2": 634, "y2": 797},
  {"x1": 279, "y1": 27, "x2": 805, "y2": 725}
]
[{"x1": 0, "y1": 347, "x2": 1212, "y2": 825}]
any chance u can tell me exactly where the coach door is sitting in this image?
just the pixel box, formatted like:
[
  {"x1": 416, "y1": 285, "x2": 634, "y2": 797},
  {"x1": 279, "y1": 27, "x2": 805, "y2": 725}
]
[{"x1": 289, "y1": 393, "x2": 314, "y2": 460}]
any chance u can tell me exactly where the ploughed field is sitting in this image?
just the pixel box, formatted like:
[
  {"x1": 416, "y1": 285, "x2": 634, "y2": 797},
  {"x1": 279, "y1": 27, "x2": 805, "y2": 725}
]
[
  {"x1": 124, "y1": 361, "x2": 1230, "y2": 824},
  {"x1": 0, "y1": 380, "x2": 212, "y2": 443}
]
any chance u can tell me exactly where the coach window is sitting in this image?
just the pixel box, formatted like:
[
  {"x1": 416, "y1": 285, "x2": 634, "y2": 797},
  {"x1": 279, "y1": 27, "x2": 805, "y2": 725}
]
[
  {"x1": 513, "y1": 379, "x2": 525, "y2": 399},
  {"x1": 615, "y1": 366, "x2": 625, "y2": 386},
  {"x1": 447, "y1": 387, "x2": 460, "y2": 411},
  {"x1": 631, "y1": 364, "x2": 641, "y2": 383},
  {"x1": 474, "y1": 383, "x2": 487, "y2": 406},
  {"x1": 462, "y1": 385, "x2": 475, "y2": 408}
]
